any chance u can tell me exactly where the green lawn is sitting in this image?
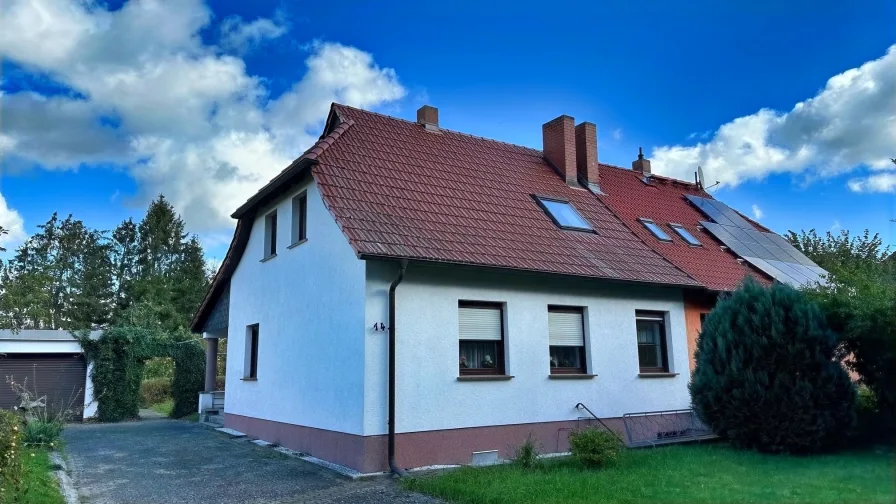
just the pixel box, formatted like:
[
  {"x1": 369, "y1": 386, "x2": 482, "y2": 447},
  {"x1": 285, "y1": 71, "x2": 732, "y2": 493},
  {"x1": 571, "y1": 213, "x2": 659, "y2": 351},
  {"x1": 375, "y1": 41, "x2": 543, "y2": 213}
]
[
  {"x1": 3, "y1": 448, "x2": 66, "y2": 504},
  {"x1": 149, "y1": 400, "x2": 174, "y2": 416},
  {"x1": 402, "y1": 443, "x2": 895, "y2": 504}
]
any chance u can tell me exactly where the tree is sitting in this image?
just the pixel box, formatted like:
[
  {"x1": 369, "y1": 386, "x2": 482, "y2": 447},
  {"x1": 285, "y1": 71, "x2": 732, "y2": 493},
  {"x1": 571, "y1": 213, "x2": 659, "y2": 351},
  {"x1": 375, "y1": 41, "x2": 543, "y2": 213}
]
[
  {"x1": 0, "y1": 214, "x2": 114, "y2": 330},
  {"x1": 690, "y1": 279, "x2": 856, "y2": 453},
  {"x1": 0, "y1": 196, "x2": 209, "y2": 333},
  {"x1": 789, "y1": 229, "x2": 896, "y2": 434},
  {"x1": 110, "y1": 218, "x2": 139, "y2": 320},
  {"x1": 128, "y1": 195, "x2": 210, "y2": 333}
]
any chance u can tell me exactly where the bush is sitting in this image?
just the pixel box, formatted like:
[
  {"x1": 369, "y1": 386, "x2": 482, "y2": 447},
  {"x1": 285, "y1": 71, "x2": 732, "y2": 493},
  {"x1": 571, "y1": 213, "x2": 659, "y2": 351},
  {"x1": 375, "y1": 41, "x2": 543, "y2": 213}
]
[
  {"x1": 690, "y1": 279, "x2": 857, "y2": 453},
  {"x1": 22, "y1": 421, "x2": 63, "y2": 448},
  {"x1": 78, "y1": 327, "x2": 155, "y2": 421},
  {"x1": 0, "y1": 410, "x2": 24, "y2": 498},
  {"x1": 568, "y1": 428, "x2": 623, "y2": 468},
  {"x1": 143, "y1": 357, "x2": 175, "y2": 380},
  {"x1": 78, "y1": 327, "x2": 206, "y2": 421},
  {"x1": 854, "y1": 386, "x2": 890, "y2": 444},
  {"x1": 140, "y1": 378, "x2": 172, "y2": 407},
  {"x1": 170, "y1": 340, "x2": 205, "y2": 418},
  {"x1": 511, "y1": 435, "x2": 541, "y2": 469},
  {"x1": 216, "y1": 375, "x2": 226, "y2": 391}
]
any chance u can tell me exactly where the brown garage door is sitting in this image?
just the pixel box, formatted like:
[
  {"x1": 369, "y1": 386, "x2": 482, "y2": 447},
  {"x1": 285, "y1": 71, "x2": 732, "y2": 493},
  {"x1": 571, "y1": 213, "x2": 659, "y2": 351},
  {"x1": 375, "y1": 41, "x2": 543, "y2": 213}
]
[{"x1": 0, "y1": 354, "x2": 87, "y2": 421}]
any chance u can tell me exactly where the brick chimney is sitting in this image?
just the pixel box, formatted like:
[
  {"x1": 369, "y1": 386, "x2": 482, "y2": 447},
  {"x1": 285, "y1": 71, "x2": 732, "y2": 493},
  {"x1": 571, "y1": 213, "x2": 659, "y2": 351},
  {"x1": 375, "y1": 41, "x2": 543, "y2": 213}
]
[
  {"x1": 632, "y1": 147, "x2": 652, "y2": 175},
  {"x1": 575, "y1": 122, "x2": 599, "y2": 188},
  {"x1": 543, "y1": 115, "x2": 577, "y2": 186},
  {"x1": 417, "y1": 105, "x2": 439, "y2": 132}
]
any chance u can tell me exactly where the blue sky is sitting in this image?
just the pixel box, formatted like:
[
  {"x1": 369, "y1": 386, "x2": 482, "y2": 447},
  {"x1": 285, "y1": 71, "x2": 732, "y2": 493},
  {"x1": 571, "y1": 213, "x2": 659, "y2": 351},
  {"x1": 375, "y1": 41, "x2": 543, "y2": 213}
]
[{"x1": 1, "y1": 0, "x2": 894, "y2": 263}]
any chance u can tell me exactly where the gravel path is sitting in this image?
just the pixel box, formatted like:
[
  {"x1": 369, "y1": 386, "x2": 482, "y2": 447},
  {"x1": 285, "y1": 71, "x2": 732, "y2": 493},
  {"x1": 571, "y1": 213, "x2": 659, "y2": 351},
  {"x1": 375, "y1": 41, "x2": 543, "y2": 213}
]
[{"x1": 63, "y1": 419, "x2": 442, "y2": 504}]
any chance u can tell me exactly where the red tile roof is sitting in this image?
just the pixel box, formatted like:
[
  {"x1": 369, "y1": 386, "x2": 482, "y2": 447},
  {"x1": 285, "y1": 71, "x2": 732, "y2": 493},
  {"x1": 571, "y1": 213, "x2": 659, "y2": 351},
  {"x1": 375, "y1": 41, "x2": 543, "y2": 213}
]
[
  {"x1": 596, "y1": 166, "x2": 770, "y2": 291},
  {"x1": 313, "y1": 104, "x2": 698, "y2": 287}
]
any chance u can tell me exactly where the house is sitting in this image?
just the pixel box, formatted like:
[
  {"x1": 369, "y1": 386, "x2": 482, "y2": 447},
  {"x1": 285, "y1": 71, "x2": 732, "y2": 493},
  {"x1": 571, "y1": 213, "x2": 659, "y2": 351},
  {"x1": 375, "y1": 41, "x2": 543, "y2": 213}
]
[
  {"x1": 0, "y1": 330, "x2": 100, "y2": 420},
  {"x1": 191, "y1": 104, "x2": 824, "y2": 473}
]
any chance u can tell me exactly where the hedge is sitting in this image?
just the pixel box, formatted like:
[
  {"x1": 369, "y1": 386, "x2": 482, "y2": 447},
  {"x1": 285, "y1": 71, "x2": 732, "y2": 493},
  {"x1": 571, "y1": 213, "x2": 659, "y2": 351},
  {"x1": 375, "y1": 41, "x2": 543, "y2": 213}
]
[
  {"x1": 77, "y1": 327, "x2": 206, "y2": 421},
  {"x1": 140, "y1": 378, "x2": 172, "y2": 407}
]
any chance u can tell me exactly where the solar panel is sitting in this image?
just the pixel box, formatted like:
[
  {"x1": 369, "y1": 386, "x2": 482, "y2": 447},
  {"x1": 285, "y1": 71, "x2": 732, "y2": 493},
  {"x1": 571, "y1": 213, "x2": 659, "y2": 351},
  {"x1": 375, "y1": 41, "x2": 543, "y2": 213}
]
[{"x1": 689, "y1": 195, "x2": 828, "y2": 287}]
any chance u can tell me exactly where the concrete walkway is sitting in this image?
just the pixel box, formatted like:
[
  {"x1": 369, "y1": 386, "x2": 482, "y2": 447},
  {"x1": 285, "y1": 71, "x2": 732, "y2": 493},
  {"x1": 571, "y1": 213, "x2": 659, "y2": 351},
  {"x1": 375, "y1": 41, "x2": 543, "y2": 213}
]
[{"x1": 63, "y1": 419, "x2": 441, "y2": 504}]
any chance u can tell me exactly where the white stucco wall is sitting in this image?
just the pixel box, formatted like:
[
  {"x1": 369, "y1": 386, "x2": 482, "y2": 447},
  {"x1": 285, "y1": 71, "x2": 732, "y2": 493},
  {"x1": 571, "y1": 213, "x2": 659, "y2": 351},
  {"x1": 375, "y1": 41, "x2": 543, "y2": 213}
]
[
  {"x1": 226, "y1": 176, "x2": 368, "y2": 435},
  {"x1": 364, "y1": 260, "x2": 692, "y2": 436}
]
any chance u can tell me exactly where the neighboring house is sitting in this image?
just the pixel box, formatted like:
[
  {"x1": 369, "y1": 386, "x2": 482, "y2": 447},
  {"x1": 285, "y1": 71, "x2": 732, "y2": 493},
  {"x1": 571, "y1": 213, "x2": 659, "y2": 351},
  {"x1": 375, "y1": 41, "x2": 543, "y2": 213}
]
[
  {"x1": 0, "y1": 330, "x2": 100, "y2": 420},
  {"x1": 191, "y1": 104, "x2": 824, "y2": 473}
]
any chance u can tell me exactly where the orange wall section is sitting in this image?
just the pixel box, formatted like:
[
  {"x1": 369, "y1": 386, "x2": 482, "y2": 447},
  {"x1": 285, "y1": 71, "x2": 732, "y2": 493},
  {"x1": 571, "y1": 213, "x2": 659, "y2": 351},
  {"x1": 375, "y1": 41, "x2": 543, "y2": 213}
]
[{"x1": 684, "y1": 291, "x2": 718, "y2": 372}]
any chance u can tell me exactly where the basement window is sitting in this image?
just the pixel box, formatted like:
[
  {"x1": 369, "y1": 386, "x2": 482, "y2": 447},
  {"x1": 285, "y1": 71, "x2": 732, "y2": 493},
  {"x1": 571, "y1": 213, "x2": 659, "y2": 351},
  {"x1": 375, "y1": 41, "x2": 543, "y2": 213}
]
[
  {"x1": 639, "y1": 218, "x2": 672, "y2": 242},
  {"x1": 534, "y1": 197, "x2": 593, "y2": 232},
  {"x1": 670, "y1": 223, "x2": 702, "y2": 247}
]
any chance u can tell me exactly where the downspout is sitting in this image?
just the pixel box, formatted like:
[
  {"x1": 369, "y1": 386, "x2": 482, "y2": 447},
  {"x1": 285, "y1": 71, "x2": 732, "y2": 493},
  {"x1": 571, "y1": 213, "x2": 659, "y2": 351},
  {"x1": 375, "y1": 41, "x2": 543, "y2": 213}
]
[{"x1": 388, "y1": 259, "x2": 409, "y2": 477}]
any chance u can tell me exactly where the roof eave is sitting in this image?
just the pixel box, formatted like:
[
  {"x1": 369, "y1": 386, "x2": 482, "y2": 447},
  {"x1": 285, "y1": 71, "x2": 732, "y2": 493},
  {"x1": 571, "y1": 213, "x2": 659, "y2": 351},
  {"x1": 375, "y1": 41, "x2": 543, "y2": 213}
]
[{"x1": 356, "y1": 253, "x2": 702, "y2": 290}]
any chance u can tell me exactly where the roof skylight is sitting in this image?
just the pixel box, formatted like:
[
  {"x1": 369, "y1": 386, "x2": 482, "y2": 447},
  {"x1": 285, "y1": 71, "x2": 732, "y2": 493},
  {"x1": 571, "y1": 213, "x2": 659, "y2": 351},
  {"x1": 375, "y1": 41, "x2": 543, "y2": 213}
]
[
  {"x1": 535, "y1": 197, "x2": 593, "y2": 232},
  {"x1": 670, "y1": 224, "x2": 702, "y2": 247},
  {"x1": 639, "y1": 218, "x2": 672, "y2": 242}
]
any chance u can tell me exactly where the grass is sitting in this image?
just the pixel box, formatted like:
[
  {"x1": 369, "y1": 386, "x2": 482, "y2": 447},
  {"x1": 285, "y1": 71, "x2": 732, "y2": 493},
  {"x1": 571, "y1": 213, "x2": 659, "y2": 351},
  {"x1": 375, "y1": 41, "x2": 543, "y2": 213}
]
[
  {"x1": 4, "y1": 447, "x2": 66, "y2": 504},
  {"x1": 149, "y1": 400, "x2": 173, "y2": 416},
  {"x1": 402, "y1": 443, "x2": 895, "y2": 504}
]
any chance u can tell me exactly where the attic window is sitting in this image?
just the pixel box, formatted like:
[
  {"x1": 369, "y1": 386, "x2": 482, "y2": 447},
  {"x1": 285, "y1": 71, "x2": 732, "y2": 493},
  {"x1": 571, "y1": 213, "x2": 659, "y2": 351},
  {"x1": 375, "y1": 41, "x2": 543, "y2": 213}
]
[
  {"x1": 639, "y1": 218, "x2": 672, "y2": 242},
  {"x1": 535, "y1": 197, "x2": 593, "y2": 232},
  {"x1": 670, "y1": 223, "x2": 702, "y2": 247}
]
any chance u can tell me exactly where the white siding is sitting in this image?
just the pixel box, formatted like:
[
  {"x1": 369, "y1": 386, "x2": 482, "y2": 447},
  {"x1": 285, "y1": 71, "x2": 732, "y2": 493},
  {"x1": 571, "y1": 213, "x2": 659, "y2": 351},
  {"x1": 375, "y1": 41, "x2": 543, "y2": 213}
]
[
  {"x1": 364, "y1": 260, "x2": 691, "y2": 436},
  {"x1": 226, "y1": 177, "x2": 367, "y2": 435}
]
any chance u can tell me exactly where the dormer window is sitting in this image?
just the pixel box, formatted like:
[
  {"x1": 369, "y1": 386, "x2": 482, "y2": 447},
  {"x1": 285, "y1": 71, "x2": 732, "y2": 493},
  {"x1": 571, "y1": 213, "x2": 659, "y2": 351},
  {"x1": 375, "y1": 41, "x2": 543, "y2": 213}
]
[
  {"x1": 639, "y1": 218, "x2": 672, "y2": 242},
  {"x1": 670, "y1": 223, "x2": 702, "y2": 247},
  {"x1": 535, "y1": 196, "x2": 593, "y2": 232}
]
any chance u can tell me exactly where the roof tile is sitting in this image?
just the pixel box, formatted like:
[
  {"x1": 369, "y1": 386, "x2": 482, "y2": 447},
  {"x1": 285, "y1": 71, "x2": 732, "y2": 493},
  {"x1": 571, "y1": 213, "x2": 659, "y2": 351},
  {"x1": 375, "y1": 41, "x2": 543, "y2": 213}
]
[{"x1": 314, "y1": 105, "x2": 698, "y2": 287}]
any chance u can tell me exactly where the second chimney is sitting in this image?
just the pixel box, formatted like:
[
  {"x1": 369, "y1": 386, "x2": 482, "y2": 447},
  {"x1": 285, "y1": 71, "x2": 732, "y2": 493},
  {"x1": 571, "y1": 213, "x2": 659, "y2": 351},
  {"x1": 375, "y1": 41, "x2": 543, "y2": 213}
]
[
  {"x1": 417, "y1": 105, "x2": 439, "y2": 132},
  {"x1": 543, "y1": 115, "x2": 577, "y2": 186},
  {"x1": 575, "y1": 122, "x2": 599, "y2": 188},
  {"x1": 632, "y1": 147, "x2": 652, "y2": 175}
]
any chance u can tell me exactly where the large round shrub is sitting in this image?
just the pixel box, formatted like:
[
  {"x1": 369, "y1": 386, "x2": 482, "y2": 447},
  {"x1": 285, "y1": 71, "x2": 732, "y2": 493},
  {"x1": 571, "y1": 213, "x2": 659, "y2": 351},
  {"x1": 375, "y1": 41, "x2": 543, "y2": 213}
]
[{"x1": 690, "y1": 279, "x2": 856, "y2": 453}]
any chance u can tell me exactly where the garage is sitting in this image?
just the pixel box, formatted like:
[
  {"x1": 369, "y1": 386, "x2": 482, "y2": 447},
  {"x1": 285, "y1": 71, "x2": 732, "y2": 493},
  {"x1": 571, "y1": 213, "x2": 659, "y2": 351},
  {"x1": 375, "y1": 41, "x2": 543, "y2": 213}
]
[
  {"x1": 0, "y1": 353, "x2": 87, "y2": 417},
  {"x1": 0, "y1": 330, "x2": 99, "y2": 420}
]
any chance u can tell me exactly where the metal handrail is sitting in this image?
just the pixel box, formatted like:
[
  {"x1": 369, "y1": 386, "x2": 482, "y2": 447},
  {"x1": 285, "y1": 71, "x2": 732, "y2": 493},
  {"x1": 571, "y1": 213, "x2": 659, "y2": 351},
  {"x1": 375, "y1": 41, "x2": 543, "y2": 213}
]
[{"x1": 574, "y1": 403, "x2": 626, "y2": 445}]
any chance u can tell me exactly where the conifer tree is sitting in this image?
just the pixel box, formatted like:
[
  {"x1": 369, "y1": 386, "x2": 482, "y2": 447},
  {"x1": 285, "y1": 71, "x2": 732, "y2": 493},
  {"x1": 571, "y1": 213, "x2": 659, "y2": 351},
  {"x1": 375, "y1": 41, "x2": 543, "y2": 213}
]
[{"x1": 690, "y1": 279, "x2": 856, "y2": 453}]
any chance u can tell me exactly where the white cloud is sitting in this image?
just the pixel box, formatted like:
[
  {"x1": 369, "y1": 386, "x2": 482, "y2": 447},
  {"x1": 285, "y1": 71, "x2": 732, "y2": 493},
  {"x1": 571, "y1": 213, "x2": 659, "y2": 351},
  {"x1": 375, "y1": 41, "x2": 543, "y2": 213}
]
[
  {"x1": 751, "y1": 204, "x2": 763, "y2": 221},
  {"x1": 220, "y1": 15, "x2": 287, "y2": 54},
  {"x1": 847, "y1": 172, "x2": 896, "y2": 193},
  {"x1": 831, "y1": 220, "x2": 841, "y2": 231},
  {"x1": 651, "y1": 45, "x2": 896, "y2": 191},
  {"x1": 0, "y1": 191, "x2": 26, "y2": 249},
  {"x1": 0, "y1": 0, "x2": 406, "y2": 233},
  {"x1": 611, "y1": 128, "x2": 623, "y2": 141}
]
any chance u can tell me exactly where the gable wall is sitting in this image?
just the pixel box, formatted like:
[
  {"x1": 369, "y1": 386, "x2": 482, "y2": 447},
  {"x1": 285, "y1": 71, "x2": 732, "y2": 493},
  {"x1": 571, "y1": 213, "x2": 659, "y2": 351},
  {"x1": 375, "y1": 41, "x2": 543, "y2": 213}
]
[{"x1": 225, "y1": 176, "x2": 368, "y2": 435}]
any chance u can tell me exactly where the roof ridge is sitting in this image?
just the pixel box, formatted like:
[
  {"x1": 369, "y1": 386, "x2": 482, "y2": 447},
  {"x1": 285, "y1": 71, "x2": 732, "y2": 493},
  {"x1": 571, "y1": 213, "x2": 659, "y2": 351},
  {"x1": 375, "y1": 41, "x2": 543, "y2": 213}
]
[
  {"x1": 333, "y1": 103, "x2": 544, "y2": 155},
  {"x1": 334, "y1": 103, "x2": 702, "y2": 187}
]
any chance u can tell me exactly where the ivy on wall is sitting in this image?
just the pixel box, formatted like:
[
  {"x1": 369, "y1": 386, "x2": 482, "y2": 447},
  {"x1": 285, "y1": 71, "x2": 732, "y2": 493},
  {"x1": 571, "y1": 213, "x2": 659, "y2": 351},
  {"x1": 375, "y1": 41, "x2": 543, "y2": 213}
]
[{"x1": 77, "y1": 327, "x2": 205, "y2": 422}]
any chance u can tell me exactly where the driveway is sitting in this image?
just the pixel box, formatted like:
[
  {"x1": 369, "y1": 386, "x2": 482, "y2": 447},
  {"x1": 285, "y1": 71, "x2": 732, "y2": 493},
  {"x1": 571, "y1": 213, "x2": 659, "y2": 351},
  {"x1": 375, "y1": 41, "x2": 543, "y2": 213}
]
[{"x1": 63, "y1": 419, "x2": 442, "y2": 504}]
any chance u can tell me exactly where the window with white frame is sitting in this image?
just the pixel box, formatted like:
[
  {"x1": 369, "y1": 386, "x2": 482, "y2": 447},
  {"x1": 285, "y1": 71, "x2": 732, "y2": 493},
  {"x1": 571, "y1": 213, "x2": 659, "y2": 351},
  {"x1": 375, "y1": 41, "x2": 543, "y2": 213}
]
[
  {"x1": 635, "y1": 311, "x2": 669, "y2": 373},
  {"x1": 263, "y1": 211, "x2": 277, "y2": 259},
  {"x1": 244, "y1": 324, "x2": 259, "y2": 379},
  {"x1": 458, "y1": 302, "x2": 505, "y2": 375},
  {"x1": 291, "y1": 192, "x2": 307, "y2": 245},
  {"x1": 548, "y1": 306, "x2": 587, "y2": 374}
]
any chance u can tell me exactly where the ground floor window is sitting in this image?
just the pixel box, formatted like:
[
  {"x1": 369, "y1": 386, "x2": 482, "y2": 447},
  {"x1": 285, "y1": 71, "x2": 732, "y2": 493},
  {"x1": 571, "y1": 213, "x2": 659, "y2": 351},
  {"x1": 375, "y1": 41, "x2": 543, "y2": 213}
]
[
  {"x1": 458, "y1": 302, "x2": 505, "y2": 375},
  {"x1": 548, "y1": 306, "x2": 587, "y2": 374},
  {"x1": 636, "y1": 311, "x2": 669, "y2": 373}
]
